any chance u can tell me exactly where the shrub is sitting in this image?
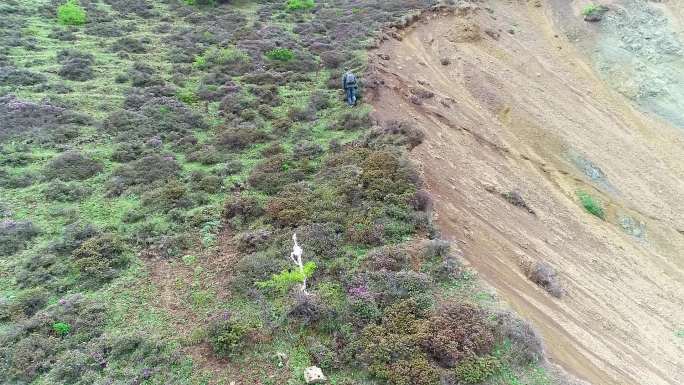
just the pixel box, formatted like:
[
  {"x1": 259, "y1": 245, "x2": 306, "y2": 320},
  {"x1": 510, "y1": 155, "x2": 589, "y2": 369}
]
[
  {"x1": 223, "y1": 194, "x2": 264, "y2": 226},
  {"x1": 247, "y1": 155, "x2": 306, "y2": 195},
  {"x1": 368, "y1": 270, "x2": 433, "y2": 308},
  {"x1": 422, "y1": 303, "x2": 496, "y2": 368},
  {"x1": 72, "y1": 233, "x2": 128, "y2": 283},
  {"x1": 365, "y1": 120, "x2": 425, "y2": 150},
  {"x1": 52, "y1": 322, "x2": 71, "y2": 336},
  {"x1": 236, "y1": 229, "x2": 271, "y2": 253},
  {"x1": 43, "y1": 180, "x2": 92, "y2": 202},
  {"x1": 1, "y1": 333, "x2": 59, "y2": 382},
  {"x1": 57, "y1": 49, "x2": 94, "y2": 81},
  {"x1": 493, "y1": 311, "x2": 545, "y2": 365},
  {"x1": 502, "y1": 190, "x2": 535, "y2": 214},
  {"x1": 141, "y1": 180, "x2": 192, "y2": 212},
  {"x1": 49, "y1": 221, "x2": 99, "y2": 254},
  {"x1": 336, "y1": 109, "x2": 372, "y2": 131},
  {"x1": 294, "y1": 141, "x2": 324, "y2": 160},
  {"x1": 216, "y1": 126, "x2": 270, "y2": 150},
  {"x1": 57, "y1": 0, "x2": 87, "y2": 26},
  {"x1": 43, "y1": 151, "x2": 103, "y2": 181},
  {"x1": 360, "y1": 150, "x2": 416, "y2": 200},
  {"x1": 287, "y1": 292, "x2": 328, "y2": 326},
  {"x1": 15, "y1": 253, "x2": 69, "y2": 290},
  {"x1": 286, "y1": 0, "x2": 315, "y2": 11},
  {"x1": 108, "y1": 154, "x2": 180, "y2": 195},
  {"x1": 577, "y1": 191, "x2": 605, "y2": 219},
  {"x1": 0, "y1": 220, "x2": 39, "y2": 256},
  {"x1": 111, "y1": 37, "x2": 148, "y2": 54},
  {"x1": 265, "y1": 48, "x2": 295, "y2": 62},
  {"x1": 523, "y1": 260, "x2": 563, "y2": 298},
  {"x1": 354, "y1": 299, "x2": 434, "y2": 383},
  {"x1": 454, "y1": 355, "x2": 501, "y2": 384},
  {"x1": 6, "y1": 287, "x2": 49, "y2": 318},
  {"x1": 264, "y1": 184, "x2": 313, "y2": 227},
  {"x1": 207, "y1": 314, "x2": 251, "y2": 357},
  {"x1": 366, "y1": 245, "x2": 409, "y2": 272}
]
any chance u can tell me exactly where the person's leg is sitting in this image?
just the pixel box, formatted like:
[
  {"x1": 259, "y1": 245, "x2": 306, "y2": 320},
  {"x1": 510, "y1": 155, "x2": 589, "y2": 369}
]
[
  {"x1": 352, "y1": 87, "x2": 358, "y2": 106},
  {"x1": 346, "y1": 88, "x2": 353, "y2": 106}
]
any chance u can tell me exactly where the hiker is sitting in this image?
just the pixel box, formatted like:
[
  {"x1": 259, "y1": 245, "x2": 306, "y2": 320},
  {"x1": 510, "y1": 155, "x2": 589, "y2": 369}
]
[{"x1": 342, "y1": 68, "x2": 358, "y2": 106}]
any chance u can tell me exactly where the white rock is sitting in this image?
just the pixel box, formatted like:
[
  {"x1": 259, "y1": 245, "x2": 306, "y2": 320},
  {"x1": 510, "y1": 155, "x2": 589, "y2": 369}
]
[{"x1": 304, "y1": 366, "x2": 326, "y2": 384}]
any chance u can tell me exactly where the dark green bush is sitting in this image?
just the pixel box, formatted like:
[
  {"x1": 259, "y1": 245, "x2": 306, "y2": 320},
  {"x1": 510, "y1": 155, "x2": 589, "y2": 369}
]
[
  {"x1": 265, "y1": 183, "x2": 314, "y2": 227},
  {"x1": 366, "y1": 245, "x2": 409, "y2": 272},
  {"x1": 222, "y1": 193, "x2": 264, "y2": 227},
  {"x1": 207, "y1": 315, "x2": 251, "y2": 357},
  {"x1": 15, "y1": 252, "x2": 69, "y2": 290},
  {"x1": 108, "y1": 154, "x2": 180, "y2": 195},
  {"x1": 216, "y1": 126, "x2": 270, "y2": 151},
  {"x1": 43, "y1": 180, "x2": 92, "y2": 202},
  {"x1": 72, "y1": 233, "x2": 128, "y2": 283},
  {"x1": 454, "y1": 355, "x2": 501, "y2": 384},
  {"x1": 1, "y1": 333, "x2": 59, "y2": 382},
  {"x1": 43, "y1": 151, "x2": 102, "y2": 181},
  {"x1": 247, "y1": 155, "x2": 307, "y2": 195},
  {"x1": 354, "y1": 299, "x2": 435, "y2": 384},
  {"x1": 6, "y1": 287, "x2": 49, "y2": 318},
  {"x1": 0, "y1": 220, "x2": 39, "y2": 256},
  {"x1": 141, "y1": 180, "x2": 192, "y2": 212},
  {"x1": 423, "y1": 303, "x2": 496, "y2": 368}
]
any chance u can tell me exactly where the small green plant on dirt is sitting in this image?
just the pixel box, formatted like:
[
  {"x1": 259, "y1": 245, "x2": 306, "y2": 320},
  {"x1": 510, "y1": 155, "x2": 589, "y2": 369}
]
[
  {"x1": 581, "y1": 4, "x2": 600, "y2": 16},
  {"x1": 581, "y1": 3, "x2": 608, "y2": 20},
  {"x1": 454, "y1": 355, "x2": 502, "y2": 384},
  {"x1": 207, "y1": 317, "x2": 250, "y2": 357},
  {"x1": 57, "y1": 0, "x2": 86, "y2": 26},
  {"x1": 676, "y1": 329, "x2": 684, "y2": 338},
  {"x1": 577, "y1": 191, "x2": 605, "y2": 219},
  {"x1": 257, "y1": 233, "x2": 316, "y2": 294},
  {"x1": 286, "y1": 0, "x2": 315, "y2": 11},
  {"x1": 52, "y1": 322, "x2": 71, "y2": 336},
  {"x1": 265, "y1": 48, "x2": 295, "y2": 62},
  {"x1": 193, "y1": 55, "x2": 208, "y2": 69},
  {"x1": 176, "y1": 89, "x2": 198, "y2": 104}
]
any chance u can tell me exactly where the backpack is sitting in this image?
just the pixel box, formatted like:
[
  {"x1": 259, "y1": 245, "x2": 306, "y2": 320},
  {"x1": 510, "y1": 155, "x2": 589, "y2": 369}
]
[{"x1": 345, "y1": 73, "x2": 357, "y2": 87}]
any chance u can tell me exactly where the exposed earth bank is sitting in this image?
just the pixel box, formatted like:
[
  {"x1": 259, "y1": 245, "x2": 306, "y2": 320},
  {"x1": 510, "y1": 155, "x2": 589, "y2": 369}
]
[{"x1": 369, "y1": 1, "x2": 684, "y2": 384}]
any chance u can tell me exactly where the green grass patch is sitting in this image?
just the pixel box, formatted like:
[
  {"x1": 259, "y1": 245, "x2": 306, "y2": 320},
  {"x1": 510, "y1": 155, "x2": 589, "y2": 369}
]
[
  {"x1": 57, "y1": 0, "x2": 87, "y2": 26},
  {"x1": 265, "y1": 47, "x2": 295, "y2": 62},
  {"x1": 577, "y1": 190, "x2": 605, "y2": 219},
  {"x1": 286, "y1": 0, "x2": 315, "y2": 11}
]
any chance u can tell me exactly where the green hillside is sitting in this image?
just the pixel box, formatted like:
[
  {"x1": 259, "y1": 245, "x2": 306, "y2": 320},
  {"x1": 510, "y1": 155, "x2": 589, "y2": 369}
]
[{"x1": 0, "y1": 1, "x2": 560, "y2": 384}]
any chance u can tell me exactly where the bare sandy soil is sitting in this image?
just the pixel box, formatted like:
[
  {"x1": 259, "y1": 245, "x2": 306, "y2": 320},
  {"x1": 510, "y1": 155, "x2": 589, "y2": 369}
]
[{"x1": 368, "y1": 1, "x2": 684, "y2": 384}]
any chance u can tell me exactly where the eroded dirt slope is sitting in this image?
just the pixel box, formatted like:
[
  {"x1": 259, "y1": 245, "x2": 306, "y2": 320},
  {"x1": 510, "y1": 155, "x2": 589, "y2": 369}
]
[{"x1": 369, "y1": 1, "x2": 684, "y2": 385}]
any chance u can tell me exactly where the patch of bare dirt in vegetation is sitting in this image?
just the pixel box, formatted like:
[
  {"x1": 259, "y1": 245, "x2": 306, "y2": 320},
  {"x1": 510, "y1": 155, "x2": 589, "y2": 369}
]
[
  {"x1": 369, "y1": 1, "x2": 684, "y2": 385},
  {"x1": 146, "y1": 228, "x2": 240, "y2": 380}
]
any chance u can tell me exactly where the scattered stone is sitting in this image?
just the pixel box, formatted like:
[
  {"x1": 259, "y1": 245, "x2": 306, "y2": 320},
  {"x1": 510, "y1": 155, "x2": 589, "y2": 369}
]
[
  {"x1": 484, "y1": 28, "x2": 500, "y2": 40},
  {"x1": 501, "y1": 191, "x2": 535, "y2": 215},
  {"x1": 304, "y1": 366, "x2": 327, "y2": 384},
  {"x1": 440, "y1": 57, "x2": 451, "y2": 65},
  {"x1": 377, "y1": 53, "x2": 390, "y2": 60}
]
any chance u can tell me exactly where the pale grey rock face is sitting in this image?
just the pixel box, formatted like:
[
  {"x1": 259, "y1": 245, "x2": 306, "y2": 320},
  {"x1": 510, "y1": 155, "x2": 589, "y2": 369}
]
[{"x1": 303, "y1": 366, "x2": 326, "y2": 384}]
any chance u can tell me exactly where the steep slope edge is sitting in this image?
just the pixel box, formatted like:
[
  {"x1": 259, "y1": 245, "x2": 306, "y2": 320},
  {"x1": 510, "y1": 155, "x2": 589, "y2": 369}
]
[{"x1": 368, "y1": 2, "x2": 684, "y2": 385}]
